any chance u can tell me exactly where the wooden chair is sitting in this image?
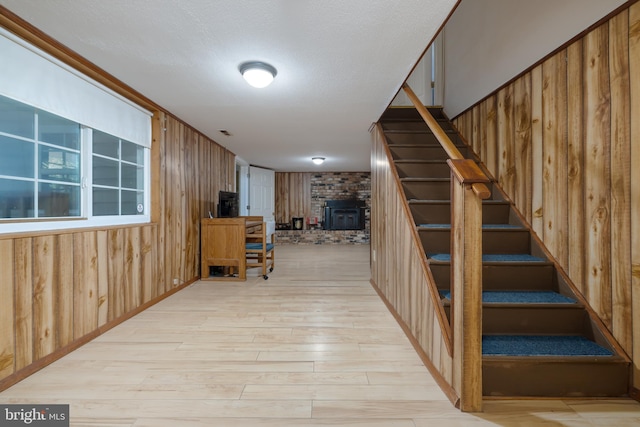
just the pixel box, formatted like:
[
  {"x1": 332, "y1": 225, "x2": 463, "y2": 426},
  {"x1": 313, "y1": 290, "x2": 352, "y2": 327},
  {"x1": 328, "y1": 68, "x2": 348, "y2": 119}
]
[{"x1": 243, "y1": 216, "x2": 275, "y2": 279}]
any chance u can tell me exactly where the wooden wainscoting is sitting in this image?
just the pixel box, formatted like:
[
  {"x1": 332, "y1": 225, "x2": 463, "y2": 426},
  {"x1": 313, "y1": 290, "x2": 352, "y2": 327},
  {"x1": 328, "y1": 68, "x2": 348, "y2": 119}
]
[
  {"x1": 0, "y1": 225, "x2": 158, "y2": 384},
  {"x1": 453, "y1": 2, "x2": 640, "y2": 390},
  {"x1": 370, "y1": 124, "x2": 456, "y2": 404}
]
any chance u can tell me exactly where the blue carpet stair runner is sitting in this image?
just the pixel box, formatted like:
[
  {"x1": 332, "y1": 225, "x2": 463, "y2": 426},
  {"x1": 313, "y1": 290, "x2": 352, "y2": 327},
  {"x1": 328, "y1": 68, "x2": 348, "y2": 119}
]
[
  {"x1": 429, "y1": 253, "x2": 545, "y2": 262},
  {"x1": 439, "y1": 290, "x2": 576, "y2": 304},
  {"x1": 483, "y1": 335, "x2": 613, "y2": 356},
  {"x1": 419, "y1": 224, "x2": 521, "y2": 229}
]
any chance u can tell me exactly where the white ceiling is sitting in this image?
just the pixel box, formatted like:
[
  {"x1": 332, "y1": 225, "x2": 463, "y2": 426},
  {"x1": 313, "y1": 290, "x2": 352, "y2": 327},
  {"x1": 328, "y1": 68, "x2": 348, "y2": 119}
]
[{"x1": 0, "y1": 0, "x2": 457, "y2": 172}]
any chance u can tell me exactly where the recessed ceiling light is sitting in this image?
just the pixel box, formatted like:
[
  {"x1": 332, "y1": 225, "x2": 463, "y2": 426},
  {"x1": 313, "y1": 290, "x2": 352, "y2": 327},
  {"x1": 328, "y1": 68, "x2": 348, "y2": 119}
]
[
  {"x1": 239, "y1": 61, "x2": 277, "y2": 88},
  {"x1": 312, "y1": 157, "x2": 325, "y2": 165}
]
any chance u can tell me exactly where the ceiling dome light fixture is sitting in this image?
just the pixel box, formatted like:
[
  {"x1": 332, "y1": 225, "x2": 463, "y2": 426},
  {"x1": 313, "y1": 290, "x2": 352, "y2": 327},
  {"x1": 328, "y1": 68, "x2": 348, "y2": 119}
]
[
  {"x1": 239, "y1": 61, "x2": 277, "y2": 88},
  {"x1": 312, "y1": 157, "x2": 325, "y2": 165}
]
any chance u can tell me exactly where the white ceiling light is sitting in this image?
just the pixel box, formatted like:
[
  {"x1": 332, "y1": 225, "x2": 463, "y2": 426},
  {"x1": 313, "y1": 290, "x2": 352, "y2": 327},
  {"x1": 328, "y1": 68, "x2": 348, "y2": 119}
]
[
  {"x1": 312, "y1": 157, "x2": 325, "y2": 165},
  {"x1": 239, "y1": 61, "x2": 277, "y2": 88}
]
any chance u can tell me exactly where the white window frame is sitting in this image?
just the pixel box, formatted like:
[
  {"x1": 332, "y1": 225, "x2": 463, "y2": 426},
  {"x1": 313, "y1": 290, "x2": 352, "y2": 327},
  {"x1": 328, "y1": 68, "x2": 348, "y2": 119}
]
[
  {"x1": 0, "y1": 27, "x2": 152, "y2": 235},
  {"x1": 0, "y1": 99, "x2": 151, "y2": 235}
]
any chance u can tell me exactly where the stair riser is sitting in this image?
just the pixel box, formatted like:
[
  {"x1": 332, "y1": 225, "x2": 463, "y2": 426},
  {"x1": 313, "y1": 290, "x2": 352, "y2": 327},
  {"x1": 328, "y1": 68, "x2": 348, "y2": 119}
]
[
  {"x1": 410, "y1": 202, "x2": 512, "y2": 225},
  {"x1": 430, "y1": 263, "x2": 555, "y2": 291},
  {"x1": 483, "y1": 307, "x2": 588, "y2": 335},
  {"x1": 442, "y1": 306, "x2": 587, "y2": 334},
  {"x1": 419, "y1": 229, "x2": 531, "y2": 254},
  {"x1": 483, "y1": 360, "x2": 630, "y2": 397},
  {"x1": 386, "y1": 132, "x2": 464, "y2": 146},
  {"x1": 382, "y1": 120, "x2": 455, "y2": 132},
  {"x1": 396, "y1": 162, "x2": 450, "y2": 178},
  {"x1": 390, "y1": 146, "x2": 470, "y2": 161},
  {"x1": 380, "y1": 107, "x2": 448, "y2": 121}
]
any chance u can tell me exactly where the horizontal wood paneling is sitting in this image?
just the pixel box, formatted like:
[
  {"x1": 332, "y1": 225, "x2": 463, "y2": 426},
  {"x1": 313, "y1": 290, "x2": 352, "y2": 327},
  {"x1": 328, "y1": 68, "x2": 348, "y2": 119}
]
[
  {"x1": 370, "y1": 125, "x2": 455, "y2": 403},
  {"x1": 454, "y1": 4, "x2": 639, "y2": 389}
]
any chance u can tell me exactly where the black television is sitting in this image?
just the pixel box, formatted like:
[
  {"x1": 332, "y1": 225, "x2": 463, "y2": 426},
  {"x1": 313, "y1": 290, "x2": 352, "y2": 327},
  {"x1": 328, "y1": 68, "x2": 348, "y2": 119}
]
[{"x1": 217, "y1": 191, "x2": 239, "y2": 218}]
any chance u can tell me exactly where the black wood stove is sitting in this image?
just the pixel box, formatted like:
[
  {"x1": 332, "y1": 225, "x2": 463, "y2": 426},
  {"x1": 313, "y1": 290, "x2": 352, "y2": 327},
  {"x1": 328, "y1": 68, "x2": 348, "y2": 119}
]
[{"x1": 323, "y1": 199, "x2": 366, "y2": 230}]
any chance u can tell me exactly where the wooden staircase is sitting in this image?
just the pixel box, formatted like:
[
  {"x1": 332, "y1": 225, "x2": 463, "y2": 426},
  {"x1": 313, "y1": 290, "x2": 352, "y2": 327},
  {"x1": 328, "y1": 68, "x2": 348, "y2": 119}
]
[{"x1": 380, "y1": 106, "x2": 631, "y2": 397}]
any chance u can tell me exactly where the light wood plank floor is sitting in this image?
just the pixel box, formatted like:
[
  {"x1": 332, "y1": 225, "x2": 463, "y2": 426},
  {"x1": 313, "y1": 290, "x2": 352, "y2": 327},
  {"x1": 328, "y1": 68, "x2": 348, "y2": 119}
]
[{"x1": 2, "y1": 244, "x2": 640, "y2": 426}]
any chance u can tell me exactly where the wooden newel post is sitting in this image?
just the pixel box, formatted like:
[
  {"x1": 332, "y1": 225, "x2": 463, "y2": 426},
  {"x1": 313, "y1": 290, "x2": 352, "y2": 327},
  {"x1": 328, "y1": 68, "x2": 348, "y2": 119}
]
[{"x1": 447, "y1": 159, "x2": 490, "y2": 413}]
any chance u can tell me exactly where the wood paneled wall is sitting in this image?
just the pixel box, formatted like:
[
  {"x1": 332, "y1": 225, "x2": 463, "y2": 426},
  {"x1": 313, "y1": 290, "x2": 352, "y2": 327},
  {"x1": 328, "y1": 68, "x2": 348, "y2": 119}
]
[
  {"x1": 453, "y1": 3, "x2": 640, "y2": 388},
  {"x1": 275, "y1": 172, "x2": 311, "y2": 224},
  {"x1": 0, "y1": 111, "x2": 235, "y2": 389},
  {"x1": 370, "y1": 125, "x2": 456, "y2": 403}
]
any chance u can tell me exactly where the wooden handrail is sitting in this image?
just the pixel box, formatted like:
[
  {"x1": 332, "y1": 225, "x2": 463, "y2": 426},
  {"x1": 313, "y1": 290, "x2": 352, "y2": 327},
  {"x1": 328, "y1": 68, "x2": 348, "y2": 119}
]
[{"x1": 402, "y1": 83, "x2": 491, "y2": 200}]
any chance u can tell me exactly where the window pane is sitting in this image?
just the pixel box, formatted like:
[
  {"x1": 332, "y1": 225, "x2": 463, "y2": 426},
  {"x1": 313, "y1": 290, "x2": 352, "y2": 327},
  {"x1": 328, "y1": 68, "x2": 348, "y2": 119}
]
[
  {"x1": 121, "y1": 163, "x2": 144, "y2": 190},
  {"x1": 93, "y1": 156, "x2": 119, "y2": 187},
  {"x1": 0, "y1": 96, "x2": 35, "y2": 139},
  {"x1": 93, "y1": 188, "x2": 119, "y2": 216},
  {"x1": 93, "y1": 130, "x2": 119, "y2": 158},
  {"x1": 38, "y1": 183, "x2": 80, "y2": 217},
  {"x1": 0, "y1": 135, "x2": 35, "y2": 178},
  {"x1": 0, "y1": 178, "x2": 34, "y2": 218},
  {"x1": 39, "y1": 146, "x2": 80, "y2": 183},
  {"x1": 38, "y1": 110, "x2": 80, "y2": 150},
  {"x1": 121, "y1": 140, "x2": 144, "y2": 164},
  {"x1": 121, "y1": 190, "x2": 144, "y2": 215}
]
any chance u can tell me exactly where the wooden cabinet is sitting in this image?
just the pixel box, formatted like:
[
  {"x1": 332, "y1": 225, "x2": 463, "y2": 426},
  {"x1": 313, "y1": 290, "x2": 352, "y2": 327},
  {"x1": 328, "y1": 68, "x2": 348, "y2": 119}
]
[{"x1": 200, "y1": 217, "x2": 274, "y2": 281}]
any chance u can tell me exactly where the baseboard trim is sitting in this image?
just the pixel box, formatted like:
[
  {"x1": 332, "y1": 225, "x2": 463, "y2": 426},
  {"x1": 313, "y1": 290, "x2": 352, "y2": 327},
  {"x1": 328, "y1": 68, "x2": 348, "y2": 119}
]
[
  {"x1": 369, "y1": 277, "x2": 460, "y2": 408},
  {"x1": 0, "y1": 277, "x2": 197, "y2": 392}
]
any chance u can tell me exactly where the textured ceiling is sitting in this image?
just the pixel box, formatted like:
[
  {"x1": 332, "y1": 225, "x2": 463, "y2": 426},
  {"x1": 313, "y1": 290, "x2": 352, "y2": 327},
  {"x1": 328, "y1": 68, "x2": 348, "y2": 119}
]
[{"x1": 0, "y1": 0, "x2": 457, "y2": 171}]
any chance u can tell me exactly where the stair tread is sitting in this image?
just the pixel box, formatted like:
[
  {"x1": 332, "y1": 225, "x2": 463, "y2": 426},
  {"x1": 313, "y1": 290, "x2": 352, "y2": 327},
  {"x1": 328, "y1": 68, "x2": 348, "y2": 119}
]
[
  {"x1": 482, "y1": 335, "x2": 613, "y2": 357},
  {"x1": 394, "y1": 159, "x2": 449, "y2": 163},
  {"x1": 439, "y1": 290, "x2": 577, "y2": 304},
  {"x1": 429, "y1": 253, "x2": 546, "y2": 263},
  {"x1": 408, "y1": 199, "x2": 510, "y2": 205},
  {"x1": 418, "y1": 224, "x2": 522, "y2": 230},
  {"x1": 401, "y1": 177, "x2": 451, "y2": 182}
]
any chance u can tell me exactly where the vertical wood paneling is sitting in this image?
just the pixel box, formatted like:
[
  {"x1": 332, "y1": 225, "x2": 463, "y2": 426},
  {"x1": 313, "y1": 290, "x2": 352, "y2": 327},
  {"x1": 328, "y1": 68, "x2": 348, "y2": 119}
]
[
  {"x1": 124, "y1": 227, "x2": 141, "y2": 312},
  {"x1": 141, "y1": 225, "x2": 155, "y2": 303},
  {"x1": 542, "y1": 50, "x2": 568, "y2": 266},
  {"x1": 56, "y1": 234, "x2": 74, "y2": 347},
  {"x1": 96, "y1": 230, "x2": 109, "y2": 327},
  {"x1": 497, "y1": 85, "x2": 515, "y2": 197},
  {"x1": 530, "y1": 65, "x2": 544, "y2": 237},
  {"x1": 629, "y1": 0, "x2": 640, "y2": 388},
  {"x1": 479, "y1": 100, "x2": 488, "y2": 168},
  {"x1": 275, "y1": 172, "x2": 311, "y2": 224},
  {"x1": 470, "y1": 105, "x2": 479, "y2": 154},
  {"x1": 108, "y1": 228, "x2": 125, "y2": 320},
  {"x1": 73, "y1": 232, "x2": 98, "y2": 339},
  {"x1": 584, "y1": 24, "x2": 612, "y2": 325},
  {"x1": 609, "y1": 9, "x2": 632, "y2": 351},
  {"x1": 567, "y1": 40, "x2": 586, "y2": 295},
  {"x1": 153, "y1": 112, "x2": 167, "y2": 293},
  {"x1": 485, "y1": 96, "x2": 498, "y2": 175},
  {"x1": 0, "y1": 240, "x2": 14, "y2": 377},
  {"x1": 454, "y1": 5, "x2": 639, "y2": 389},
  {"x1": 514, "y1": 74, "x2": 532, "y2": 220},
  {"x1": 14, "y1": 238, "x2": 32, "y2": 370},
  {"x1": 33, "y1": 236, "x2": 55, "y2": 360}
]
